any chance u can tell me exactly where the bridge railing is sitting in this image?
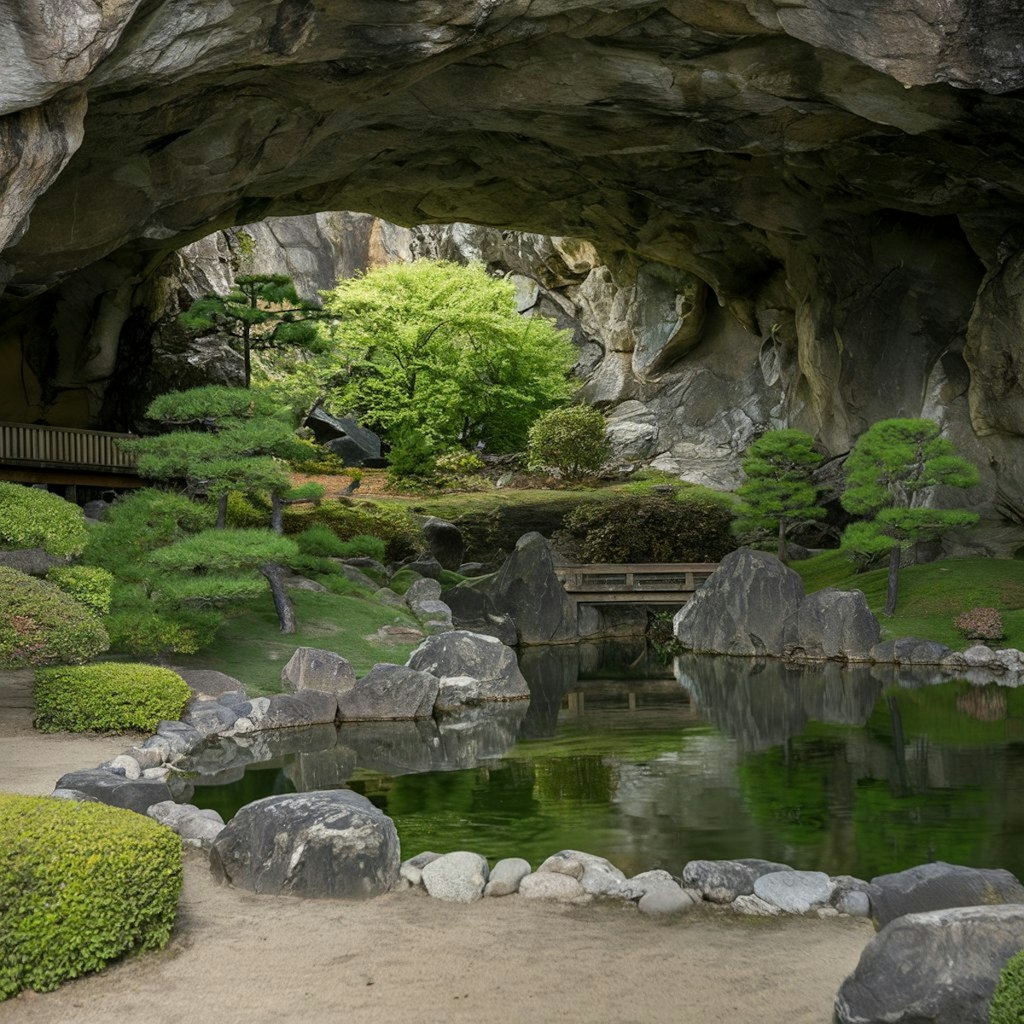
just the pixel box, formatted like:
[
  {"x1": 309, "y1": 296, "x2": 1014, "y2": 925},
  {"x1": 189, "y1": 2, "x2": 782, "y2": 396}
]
[
  {"x1": 0, "y1": 421, "x2": 137, "y2": 474},
  {"x1": 554, "y1": 563, "x2": 719, "y2": 594}
]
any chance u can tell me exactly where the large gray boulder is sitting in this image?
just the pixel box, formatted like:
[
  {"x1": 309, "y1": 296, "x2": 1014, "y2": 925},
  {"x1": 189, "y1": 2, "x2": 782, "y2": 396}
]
[
  {"x1": 870, "y1": 637, "x2": 952, "y2": 665},
  {"x1": 209, "y1": 790, "x2": 400, "y2": 898},
  {"x1": 835, "y1": 904, "x2": 1024, "y2": 1024},
  {"x1": 406, "y1": 631, "x2": 529, "y2": 705},
  {"x1": 423, "y1": 516, "x2": 465, "y2": 570},
  {"x1": 673, "y1": 548, "x2": 804, "y2": 657},
  {"x1": 442, "y1": 584, "x2": 519, "y2": 646},
  {"x1": 480, "y1": 533, "x2": 578, "y2": 645},
  {"x1": 336, "y1": 664, "x2": 439, "y2": 721},
  {"x1": 281, "y1": 647, "x2": 356, "y2": 696},
  {"x1": 682, "y1": 858, "x2": 794, "y2": 903},
  {"x1": 305, "y1": 404, "x2": 382, "y2": 466},
  {"x1": 146, "y1": 800, "x2": 225, "y2": 848},
  {"x1": 783, "y1": 589, "x2": 881, "y2": 661},
  {"x1": 239, "y1": 691, "x2": 339, "y2": 730},
  {"x1": 870, "y1": 861, "x2": 1024, "y2": 927},
  {"x1": 53, "y1": 769, "x2": 173, "y2": 815},
  {"x1": 753, "y1": 870, "x2": 834, "y2": 913},
  {"x1": 420, "y1": 851, "x2": 489, "y2": 903}
]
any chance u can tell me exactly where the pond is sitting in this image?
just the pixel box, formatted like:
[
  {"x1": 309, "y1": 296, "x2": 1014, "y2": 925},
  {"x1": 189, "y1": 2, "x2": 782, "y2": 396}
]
[{"x1": 185, "y1": 642, "x2": 1024, "y2": 881}]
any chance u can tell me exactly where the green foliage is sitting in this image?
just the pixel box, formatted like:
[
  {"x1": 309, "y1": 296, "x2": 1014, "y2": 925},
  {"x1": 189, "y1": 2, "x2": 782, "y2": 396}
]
[
  {"x1": 388, "y1": 568, "x2": 423, "y2": 595},
  {"x1": 734, "y1": 430, "x2": 824, "y2": 557},
  {"x1": 106, "y1": 606, "x2": 220, "y2": 657},
  {"x1": 283, "y1": 500, "x2": 422, "y2": 562},
  {"x1": 527, "y1": 405, "x2": 611, "y2": 478},
  {"x1": 297, "y1": 526, "x2": 387, "y2": 562},
  {"x1": 224, "y1": 491, "x2": 268, "y2": 528},
  {"x1": 388, "y1": 426, "x2": 439, "y2": 480},
  {"x1": 45, "y1": 565, "x2": 114, "y2": 615},
  {"x1": 557, "y1": 493, "x2": 735, "y2": 563},
  {"x1": 435, "y1": 449, "x2": 486, "y2": 476},
  {"x1": 34, "y1": 663, "x2": 191, "y2": 733},
  {"x1": 0, "y1": 483, "x2": 88, "y2": 556},
  {"x1": 0, "y1": 795, "x2": 182, "y2": 1000},
  {"x1": 0, "y1": 568, "x2": 109, "y2": 669},
  {"x1": 310, "y1": 260, "x2": 577, "y2": 453},
  {"x1": 990, "y1": 949, "x2": 1024, "y2": 1024},
  {"x1": 145, "y1": 385, "x2": 279, "y2": 424}
]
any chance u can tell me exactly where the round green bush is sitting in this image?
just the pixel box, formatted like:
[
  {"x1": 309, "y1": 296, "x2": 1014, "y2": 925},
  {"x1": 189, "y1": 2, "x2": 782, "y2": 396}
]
[
  {"x1": 46, "y1": 565, "x2": 115, "y2": 614},
  {"x1": 991, "y1": 949, "x2": 1024, "y2": 1024},
  {"x1": 0, "y1": 567, "x2": 109, "y2": 669},
  {"x1": 527, "y1": 405, "x2": 611, "y2": 478},
  {"x1": 0, "y1": 794, "x2": 183, "y2": 1001},
  {"x1": 34, "y1": 663, "x2": 191, "y2": 733},
  {"x1": 0, "y1": 482, "x2": 88, "y2": 556}
]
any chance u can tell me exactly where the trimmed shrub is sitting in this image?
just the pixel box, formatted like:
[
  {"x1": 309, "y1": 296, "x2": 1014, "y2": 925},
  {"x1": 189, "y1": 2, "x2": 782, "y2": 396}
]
[
  {"x1": 294, "y1": 525, "x2": 387, "y2": 561},
  {"x1": 283, "y1": 500, "x2": 422, "y2": 562},
  {"x1": 556, "y1": 493, "x2": 735, "y2": 564},
  {"x1": 34, "y1": 663, "x2": 191, "y2": 733},
  {"x1": 527, "y1": 405, "x2": 611, "y2": 478},
  {"x1": 0, "y1": 567, "x2": 109, "y2": 669},
  {"x1": 954, "y1": 606, "x2": 1005, "y2": 643},
  {"x1": 388, "y1": 568, "x2": 422, "y2": 595},
  {"x1": 388, "y1": 427, "x2": 438, "y2": 480},
  {"x1": 0, "y1": 795, "x2": 182, "y2": 1001},
  {"x1": 46, "y1": 565, "x2": 115, "y2": 614},
  {"x1": 0, "y1": 483, "x2": 88, "y2": 556},
  {"x1": 990, "y1": 949, "x2": 1024, "y2": 1024},
  {"x1": 435, "y1": 449, "x2": 485, "y2": 476},
  {"x1": 106, "y1": 606, "x2": 220, "y2": 656}
]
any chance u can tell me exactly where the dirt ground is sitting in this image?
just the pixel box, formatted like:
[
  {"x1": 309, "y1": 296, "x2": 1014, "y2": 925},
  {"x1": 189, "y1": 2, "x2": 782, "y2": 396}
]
[{"x1": 1, "y1": 671, "x2": 872, "y2": 1024}]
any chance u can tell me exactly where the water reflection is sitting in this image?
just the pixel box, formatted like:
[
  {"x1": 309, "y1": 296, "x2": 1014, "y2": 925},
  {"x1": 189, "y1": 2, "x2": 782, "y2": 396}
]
[{"x1": 187, "y1": 644, "x2": 1024, "y2": 880}]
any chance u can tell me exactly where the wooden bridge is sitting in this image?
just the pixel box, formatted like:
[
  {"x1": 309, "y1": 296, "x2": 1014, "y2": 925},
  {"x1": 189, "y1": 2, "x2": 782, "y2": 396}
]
[
  {"x1": 554, "y1": 563, "x2": 718, "y2": 611},
  {"x1": 0, "y1": 421, "x2": 139, "y2": 490}
]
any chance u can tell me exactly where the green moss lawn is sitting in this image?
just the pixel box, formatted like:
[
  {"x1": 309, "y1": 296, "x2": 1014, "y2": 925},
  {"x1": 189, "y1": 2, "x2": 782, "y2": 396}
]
[{"x1": 792, "y1": 552, "x2": 1024, "y2": 649}]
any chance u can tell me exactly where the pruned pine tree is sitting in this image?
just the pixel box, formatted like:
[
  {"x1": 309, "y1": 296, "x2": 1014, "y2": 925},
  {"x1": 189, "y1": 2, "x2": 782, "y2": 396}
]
[
  {"x1": 840, "y1": 418, "x2": 979, "y2": 615},
  {"x1": 733, "y1": 429, "x2": 824, "y2": 561}
]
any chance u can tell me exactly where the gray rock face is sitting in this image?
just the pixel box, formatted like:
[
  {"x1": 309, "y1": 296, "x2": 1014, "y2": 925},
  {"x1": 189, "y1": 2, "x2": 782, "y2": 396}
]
[
  {"x1": 172, "y1": 668, "x2": 247, "y2": 698},
  {"x1": 53, "y1": 769, "x2": 173, "y2": 815},
  {"x1": 682, "y1": 858, "x2": 794, "y2": 904},
  {"x1": 674, "y1": 549, "x2": 805, "y2": 657},
  {"x1": 835, "y1": 904, "x2": 1024, "y2": 1024},
  {"x1": 400, "y1": 851, "x2": 442, "y2": 888},
  {"x1": 146, "y1": 800, "x2": 225, "y2": 848},
  {"x1": 538, "y1": 854, "x2": 585, "y2": 880},
  {"x1": 543, "y1": 850, "x2": 628, "y2": 897},
  {"x1": 420, "y1": 851, "x2": 489, "y2": 903},
  {"x1": 753, "y1": 870, "x2": 834, "y2": 914},
  {"x1": 423, "y1": 517, "x2": 465, "y2": 570},
  {"x1": 405, "y1": 577, "x2": 442, "y2": 606},
  {"x1": 240, "y1": 692, "x2": 339, "y2": 731},
  {"x1": 870, "y1": 637, "x2": 952, "y2": 665},
  {"x1": 156, "y1": 720, "x2": 203, "y2": 758},
  {"x1": 783, "y1": 589, "x2": 881, "y2": 662},
  {"x1": 870, "y1": 861, "x2": 1024, "y2": 928},
  {"x1": 336, "y1": 664, "x2": 439, "y2": 721},
  {"x1": 305, "y1": 404, "x2": 382, "y2": 466},
  {"x1": 209, "y1": 790, "x2": 399, "y2": 898},
  {"x1": 485, "y1": 858, "x2": 532, "y2": 897},
  {"x1": 0, "y1": 548, "x2": 68, "y2": 576},
  {"x1": 406, "y1": 631, "x2": 529, "y2": 705},
  {"x1": 442, "y1": 585, "x2": 519, "y2": 647},
  {"x1": 480, "y1": 533, "x2": 578, "y2": 645},
  {"x1": 182, "y1": 701, "x2": 239, "y2": 739},
  {"x1": 404, "y1": 555, "x2": 443, "y2": 581},
  {"x1": 518, "y1": 872, "x2": 588, "y2": 903},
  {"x1": 638, "y1": 886, "x2": 694, "y2": 917},
  {"x1": 281, "y1": 647, "x2": 356, "y2": 697}
]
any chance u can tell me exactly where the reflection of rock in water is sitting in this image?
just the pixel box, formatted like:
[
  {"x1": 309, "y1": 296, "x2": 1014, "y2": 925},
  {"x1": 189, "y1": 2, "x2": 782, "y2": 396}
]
[
  {"x1": 675, "y1": 654, "x2": 884, "y2": 751},
  {"x1": 518, "y1": 644, "x2": 580, "y2": 739},
  {"x1": 181, "y1": 724, "x2": 340, "y2": 783}
]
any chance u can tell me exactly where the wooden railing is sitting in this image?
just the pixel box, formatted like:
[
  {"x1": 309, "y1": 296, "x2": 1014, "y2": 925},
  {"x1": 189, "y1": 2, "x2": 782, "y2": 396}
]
[
  {"x1": 554, "y1": 563, "x2": 718, "y2": 607},
  {"x1": 0, "y1": 421, "x2": 137, "y2": 474}
]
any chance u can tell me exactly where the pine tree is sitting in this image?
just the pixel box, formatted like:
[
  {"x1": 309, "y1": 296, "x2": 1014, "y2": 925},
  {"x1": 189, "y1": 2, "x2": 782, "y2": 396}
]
[
  {"x1": 840, "y1": 418, "x2": 979, "y2": 615},
  {"x1": 733, "y1": 429, "x2": 824, "y2": 561}
]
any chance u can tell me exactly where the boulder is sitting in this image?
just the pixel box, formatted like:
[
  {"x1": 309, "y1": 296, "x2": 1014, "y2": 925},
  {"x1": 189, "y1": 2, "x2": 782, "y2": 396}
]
[
  {"x1": 753, "y1": 870, "x2": 834, "y2": 913},
  {"x1": 156, "y1": 720, "x2": 203, "y2": 758},
  {"x1": 831, "y1": 875, "x2": 879, "y2": 918},
  {"x1": 870, "y1": 637, "x2": 952, "y2": 665},
  {"x1": 783, "y1": 589, "x2": 881, "y2": 661},
  {"x1": 423, "y1": 517, "x2": 465, "y2": 570},
  {"x1": 638, "y1": 886, "x2": 694, "y2": 917},
  {"x1": 420, "y1": 851, "x2": 489, "y2": 903},
  {"x1": 406, "y1": 577, "x2": 442, "y2": 605},
  {"x1": 410, "y1": 599, "x2": 453, "y2": 625},
  {"x1": 404, "y1": 554, "x2": 443, "y2": 580},
  {"x1": 485, "y1": 858, "x2": 533, "y2": 897},
  {"x1": 146, "y1": 800, "x2": 225, "y2": 848},
  {"x1": 53, "y1": 769, "x2": 173, "y2": 816},
  {"x1": 406, "y1": 631, "x2": 529, "y2": 705},
  {"x1": 82, "y1": 499, "x2": 110, "y2": 521},
  {"x1": 518, "y1": 872, "x2": 588, "y2": 903},
  {"x1": 835, "y1": 904, "x2": 1024, "y2": 1024},
  {"x1": 376, "y1": 587, "x2": 409, "y2": 610},
  {"x1": 538, "y1": 854, "x2": 585, "y2": 880},
  {"x1": 336, "y1": 664, "x2": 439, "y2": 721},
  {"x1": 0, "y1": 548, "x2": 67, "y2": 576},
  {"x1": 479, "y1": 533, "x2": 578, "y2": 645},
  {"x1": 543, "y1": 850, "x2": 627, "y2": 896},
  {"x1": 281, "y1": 647, "x2": 356, "y2": 697},
  {"x1": 618, "y1": 869, "x2": 680, "y2": 901},
  {"x1": 732, "y1": 894, "x2": 782, "y2": 917},
  {"x1": 682, "y1": 858, "x2": 794, "y2": 903},
  {"x1": 239, "y1": 692, "x2": 339, "y2": 731},
  {"x1": 870, "y1": 861, "x2": 1024, "y2": 927},
  {"x1": 209, "y1": 790, "x2": 399, "y2": 898},
  {"x1": 305, "y1": 405, "x2": 382, "y2": 466},
  {"x1": 674, "y1": 548, "x2": 804, "y2": 657},
  {"x1": 442, "y1": 584, "x2": 519, "y2": 646},
  {"x1": 400, "y1": 851, "x2": 442, "y2": 888},
  {"x1": 182, "y1": 701, "x2": 239, "y2": 739}
]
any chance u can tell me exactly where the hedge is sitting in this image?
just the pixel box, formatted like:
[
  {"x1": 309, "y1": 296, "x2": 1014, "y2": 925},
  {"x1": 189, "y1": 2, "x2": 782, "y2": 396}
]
[
  {"x1": 34, "y1": 663, "x2": 191, "y2": 733},
  {"x1": 0, "y1": 567, "x2": 109, "y2": 669},
  {"x1": 46, "y1": 565, "x2": 115, "y2": 615},
  {"x1": 0, "y1": 482, "x2": 88, "y2": 556},
  {"x1": 991, "y1": 949, "x2": 1024, "y2": 1024},
  {"x1": 0, "y1": 795, "x2": 182, "y2": 1001}
]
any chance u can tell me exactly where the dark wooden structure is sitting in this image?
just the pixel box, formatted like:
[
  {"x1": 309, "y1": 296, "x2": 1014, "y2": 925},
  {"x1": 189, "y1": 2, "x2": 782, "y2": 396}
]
[{"x1": 554, "y1": 562, "x2": 718, "y2": 611}]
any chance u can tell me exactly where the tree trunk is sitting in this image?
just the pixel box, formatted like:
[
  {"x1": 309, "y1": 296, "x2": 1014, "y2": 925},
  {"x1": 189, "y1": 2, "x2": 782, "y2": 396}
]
[
  {"x1": 271, "y1": 492, "x2": 284, "y2": 534},
  {"x1": 216, "y1": 492, "x2": 228, "y2": 529},
  {"x1": 777, "y1": 517, "x2": 787, "y2": 562},
  {"x1": 243, "y1": 322, "x2": 252, "y2": 389},
  {"x1": 884, "y1": 543, "x2": 901, "y2": 616},
  {"x1": 260, "y1": 563, "x2": 296, "y2": 633}
]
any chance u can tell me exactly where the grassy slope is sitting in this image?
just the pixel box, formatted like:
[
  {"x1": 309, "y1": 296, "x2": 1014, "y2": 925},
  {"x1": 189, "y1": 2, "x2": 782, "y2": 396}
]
[
  {"x1": 792, "y1": 552, "x2": 1024, "y2": 649},
  {"x1": 172, "y1": 588, "x2": 422, "y2": 696}
]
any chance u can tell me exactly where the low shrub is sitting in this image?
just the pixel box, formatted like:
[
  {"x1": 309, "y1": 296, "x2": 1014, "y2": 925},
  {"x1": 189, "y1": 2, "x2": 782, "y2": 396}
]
[
  {"x1": 284, "y1": 500, "x2": 422, "y2": 562},
  {"x1": 388, "y1": 568, "x2": 422, "y2": 595},
  {"x1": 34, "y1": 663, "x2": 191, "y2": 733},
  {"x1": 106, "y1": 606, "x2": 220, "y2": 656},
  {"x1": 527, "y1": 405, "x2": 610, "y2": 478},
  {"x1": 556, "y1": 493, "x2": 735, "y2": 564},
  {"x1": 0, "y1": 794, "x2": 182, "y2": 1001},
  {"x1": 337, "y1": 534, "x2": 387, "y2": 561},
  {"x1": 46, "y1": 565, "x2": 114, "y2": 615},
  {"x1": 954, "y1": 606, "x2": 1005, "y2": 643},
  {"x1": 0, "y1": 567, "x2": 109, "y2": 669},
  {"x1": 990, "y1": 949, "x2": 1024, "y2": 1024},
  {"x1": 387, "y1": 427, "x2": 439, "y2": 481},
  {"x1": 0, "y1": 482, "x2": 88, "y2": 556},
  {"x1": 435, "y1": 450, "x2": 485, "y2": 476},
  {"x1": 296, "y1": 523, "x2": 349, "y2": 557}
]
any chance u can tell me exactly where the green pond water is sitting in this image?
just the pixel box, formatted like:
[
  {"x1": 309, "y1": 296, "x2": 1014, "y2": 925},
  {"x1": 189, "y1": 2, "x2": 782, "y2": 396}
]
[{"x1": 186, "y1": 643, "x2": 1024, "y2": 880}]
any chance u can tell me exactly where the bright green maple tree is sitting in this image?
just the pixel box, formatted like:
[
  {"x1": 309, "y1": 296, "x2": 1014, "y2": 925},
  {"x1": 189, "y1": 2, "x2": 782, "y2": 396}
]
[
  {"x1": 308, "y1": 260, "x2": 577, "y2": 454},
  {"x1": 840, "y1": 418, "x2": 979, "y2": 615},
  {"x1": 733, "y1": 429, "x2": 825, "y2": 562}
]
